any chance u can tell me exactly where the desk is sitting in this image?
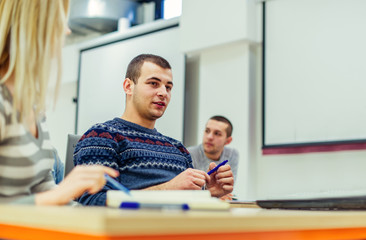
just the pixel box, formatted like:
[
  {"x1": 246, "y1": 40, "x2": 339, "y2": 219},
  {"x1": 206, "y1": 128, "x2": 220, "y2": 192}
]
[{"x1": 2, "y1": 204, "x2": 366, "y2": 240}]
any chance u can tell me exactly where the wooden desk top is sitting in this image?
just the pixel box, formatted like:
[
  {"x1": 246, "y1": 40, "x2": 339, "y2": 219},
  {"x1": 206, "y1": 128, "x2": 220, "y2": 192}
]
[{"x1": 2, "y1": 204, "x2": 366, "y2": 240}]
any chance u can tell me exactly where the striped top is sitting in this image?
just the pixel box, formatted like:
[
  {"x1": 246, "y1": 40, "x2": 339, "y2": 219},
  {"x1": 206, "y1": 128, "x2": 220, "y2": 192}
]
[{"x1": 0, "y1": 85, "x2": 55, "y2": 204}]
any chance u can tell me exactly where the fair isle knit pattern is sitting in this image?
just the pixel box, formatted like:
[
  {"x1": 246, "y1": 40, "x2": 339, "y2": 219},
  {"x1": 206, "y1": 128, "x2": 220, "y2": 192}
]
[
  {"x1": 0, "y1": 85, "x2": 55, "y2": 204},
  {"x1": 74, "y1": 118, "x2": 193, "y2": 206}
]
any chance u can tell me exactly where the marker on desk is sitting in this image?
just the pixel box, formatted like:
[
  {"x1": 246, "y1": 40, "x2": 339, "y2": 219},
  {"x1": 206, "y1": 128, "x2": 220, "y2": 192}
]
[
  {"x1": 104, "y1": 174, "x2": 131, "y2": 196},
  {"x1": 207, "y1": 160, "x2": 229, "y2": 175},
  {"x1": 120, "y1": 202, "x2": 190, "y2": 211}
]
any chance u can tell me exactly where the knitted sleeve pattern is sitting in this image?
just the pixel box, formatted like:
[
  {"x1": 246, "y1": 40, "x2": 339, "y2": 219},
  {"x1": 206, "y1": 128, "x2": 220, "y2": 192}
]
[{"x1": 74, "y1": 118, "x2": 192, "y2": 206}]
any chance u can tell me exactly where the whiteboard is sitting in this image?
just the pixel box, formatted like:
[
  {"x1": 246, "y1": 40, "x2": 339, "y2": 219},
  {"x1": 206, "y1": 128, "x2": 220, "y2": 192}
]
[
  {"x1": 77, "y1": 27, "x2": 185, "y2": 141},
  {"x1": 264, "y1": 0, "x2": 366, "y2": 146}
]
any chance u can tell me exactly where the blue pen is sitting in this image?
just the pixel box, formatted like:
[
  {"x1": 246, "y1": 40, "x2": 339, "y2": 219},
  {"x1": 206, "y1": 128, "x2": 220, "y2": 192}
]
[
  {"x1": 104, "y1": 174, "x2": 131, "y2": 196},
  {"x1": 120, "y1": 202, "x2": 190, "y2": 211},
  {"x1": 207, "y1": 160, "x2": 229, "y2": 175}
]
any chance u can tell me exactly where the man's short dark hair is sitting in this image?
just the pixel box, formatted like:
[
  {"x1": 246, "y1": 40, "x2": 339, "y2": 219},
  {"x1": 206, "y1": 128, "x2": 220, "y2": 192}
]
[
  {"x1": 125, "y1": 54, "x2": 171, "y2": 83},
  {"x1": 209, "y1": 115, "x2": 233, "y2": 137}
]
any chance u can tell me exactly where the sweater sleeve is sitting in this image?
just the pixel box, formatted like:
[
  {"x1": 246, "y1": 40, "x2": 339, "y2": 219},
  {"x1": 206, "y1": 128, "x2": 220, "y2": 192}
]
[
  {"x1": 73, "y1": 130, "x2": 121, "y2": 206},
  {"x1": 77, "y1": 181, "x2": 116, "y2": 206}
]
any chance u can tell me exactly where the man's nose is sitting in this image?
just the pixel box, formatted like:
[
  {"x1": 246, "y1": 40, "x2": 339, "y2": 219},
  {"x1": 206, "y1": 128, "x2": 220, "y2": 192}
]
[
  {"x1": 207, "y1": 132, "x2": 214, "y2": 139},
  {"x1": 157, "y1": 86, "x2": 168, "y2": 97}
]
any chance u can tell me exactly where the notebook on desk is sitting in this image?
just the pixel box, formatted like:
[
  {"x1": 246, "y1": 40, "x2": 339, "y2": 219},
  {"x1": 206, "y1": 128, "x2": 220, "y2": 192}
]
[
  {"x1": 107, "y1": 190, "x2": 230, "y2": 211},
  {"x1": 256, "y1": 196, "x2": 366, "y2": 210}
]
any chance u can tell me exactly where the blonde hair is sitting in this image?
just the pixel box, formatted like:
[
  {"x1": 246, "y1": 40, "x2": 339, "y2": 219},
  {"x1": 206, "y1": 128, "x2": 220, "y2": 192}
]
[{"x1": 0, "y1": 0, "x2": 69, "y2": 122}]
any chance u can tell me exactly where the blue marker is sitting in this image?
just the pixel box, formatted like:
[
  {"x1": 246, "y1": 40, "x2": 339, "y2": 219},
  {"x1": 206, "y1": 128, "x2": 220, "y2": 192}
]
[
  {"x1": 104, "y1": 174, "x2": 131, "y2": 196},
  {"x1": 207, "y1": 160, "x2": 229, "y2": 175}
]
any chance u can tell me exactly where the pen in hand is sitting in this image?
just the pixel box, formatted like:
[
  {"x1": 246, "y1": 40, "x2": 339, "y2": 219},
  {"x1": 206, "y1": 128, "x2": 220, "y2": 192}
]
[
  {"x1": 207, "y1": 160, "x2": 229, "y2": 175},
  {"x1": 104, "y1": 174, "x2": 131, "y2": 196}
]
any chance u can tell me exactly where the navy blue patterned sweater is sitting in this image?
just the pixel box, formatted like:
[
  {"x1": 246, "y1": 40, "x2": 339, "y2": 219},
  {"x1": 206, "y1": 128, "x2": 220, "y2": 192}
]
[{"x1": 74, "y1": 118, "x2": 193, "y2": 206}]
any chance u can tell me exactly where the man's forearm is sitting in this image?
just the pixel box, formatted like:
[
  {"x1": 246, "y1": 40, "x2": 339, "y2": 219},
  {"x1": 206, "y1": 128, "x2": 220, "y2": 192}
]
[{"x1": 143, "y1": 181, "x2": 170, "y2": 190}]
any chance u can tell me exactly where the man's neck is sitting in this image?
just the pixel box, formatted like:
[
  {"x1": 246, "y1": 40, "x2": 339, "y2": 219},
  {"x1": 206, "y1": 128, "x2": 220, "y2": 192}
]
[
  {"x1": 204, "y1": 151, "x2": 222, "y2": 161},
  {"x1": 121, "y1": 112, "x2": 156, "y2": 129}
]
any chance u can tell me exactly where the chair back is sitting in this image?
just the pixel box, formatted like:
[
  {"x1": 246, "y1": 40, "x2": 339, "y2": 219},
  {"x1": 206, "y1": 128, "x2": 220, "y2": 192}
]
[{"x1": 64, "y1": 134, "x2": 82, "y2": 177}]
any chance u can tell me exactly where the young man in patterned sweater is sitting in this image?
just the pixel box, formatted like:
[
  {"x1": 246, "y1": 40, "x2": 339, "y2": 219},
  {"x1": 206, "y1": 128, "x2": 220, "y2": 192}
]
[{"x1": 74, "y1": 54, "x2": 234, "y2": 206}]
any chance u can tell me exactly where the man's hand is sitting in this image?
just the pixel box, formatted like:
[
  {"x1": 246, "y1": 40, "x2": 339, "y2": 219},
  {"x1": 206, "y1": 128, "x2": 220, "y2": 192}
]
[
  {"x1": 206, "y1": 162, "x2": 234, "y2": 198},
  {"x1": 220, "y1": 193, "x2": 233, "y2": 201},
  {"x1": 145, "y1": 168, "x2": 210, "y2": 190}
]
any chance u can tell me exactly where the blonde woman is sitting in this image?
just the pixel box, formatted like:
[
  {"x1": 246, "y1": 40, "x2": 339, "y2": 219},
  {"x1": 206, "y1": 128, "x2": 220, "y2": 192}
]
[{"x1": 0, "y1": 0, "x2": 118, "y2": 205}]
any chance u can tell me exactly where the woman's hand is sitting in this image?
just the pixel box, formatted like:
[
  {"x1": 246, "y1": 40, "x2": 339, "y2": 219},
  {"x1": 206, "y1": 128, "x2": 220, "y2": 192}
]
[{"x1": 35, "y1": 165, "x2": 118, "y2": 205}]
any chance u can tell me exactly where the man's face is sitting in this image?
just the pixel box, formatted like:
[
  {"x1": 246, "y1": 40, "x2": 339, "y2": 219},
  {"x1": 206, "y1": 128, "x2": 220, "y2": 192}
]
[
  {"x1": 131, "y1": 61, "x2": 173, "y2": 121},
  {"x1": 202, "y1": 119, "x2": 231, "y2": 156}
]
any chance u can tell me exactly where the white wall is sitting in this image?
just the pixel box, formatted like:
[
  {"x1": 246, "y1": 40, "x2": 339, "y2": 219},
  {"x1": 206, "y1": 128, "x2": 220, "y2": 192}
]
[
  {"x1": 46, "y1": 45, "x2": 79, "y2": 163},
  {"x1": 46, "y1": 82, "x2": 77, "y2": 163},
  {"x1": 180, "y1": 0, "x2": 261, "y2": 199}
]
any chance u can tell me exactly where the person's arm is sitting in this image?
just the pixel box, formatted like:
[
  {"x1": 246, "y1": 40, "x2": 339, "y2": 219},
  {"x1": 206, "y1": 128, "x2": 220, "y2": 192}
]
[
  {"x1": 144, "y1": 143, "x2": 208, "y2": 191},
  {"x1": 143, "y1": 168, "x2": 209, "y2": 190},
  {"x1": 73, "y1": 133, "x2": 121, "y2": 206},
  {"x1": 9, "y1": 171, "x2": 56, "y2": 205},
  {"x1": 144, "y1": 164, "x2": 234, "y2": 199},
  {"x1": 206, "y1": 163, "x2": 234, "y2": 198},
  {"x1": 35, "y1": 165, "x2": 118, "y2": 205}
]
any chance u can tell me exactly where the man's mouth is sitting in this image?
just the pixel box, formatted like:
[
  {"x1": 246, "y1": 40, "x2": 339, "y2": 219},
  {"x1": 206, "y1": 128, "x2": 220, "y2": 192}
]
[{"x1": 154, "y1": 102, "x2": 166, "y2": 107}]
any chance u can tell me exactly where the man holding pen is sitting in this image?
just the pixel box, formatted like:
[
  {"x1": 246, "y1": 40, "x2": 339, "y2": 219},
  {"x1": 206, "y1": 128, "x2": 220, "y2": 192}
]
[
  {"x1": 188, "y1": 115, "x2": 239, "y2": 183},
  {"x1": 74, "y1": 54, "x2": 234, "y2": 206}
]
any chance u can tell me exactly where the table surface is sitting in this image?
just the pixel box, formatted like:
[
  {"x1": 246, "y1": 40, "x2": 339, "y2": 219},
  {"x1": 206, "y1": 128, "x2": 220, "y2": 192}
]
[{"x1": 2, "y1": 203, "x2": 366, "y2": 240}]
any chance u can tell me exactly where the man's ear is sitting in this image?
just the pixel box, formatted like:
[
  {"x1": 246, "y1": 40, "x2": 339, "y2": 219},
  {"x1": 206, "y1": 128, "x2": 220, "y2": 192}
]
[
  {"x1": 123, "y1": 78, "x2": 134, "y2": 95},
  {"x1": 225, "y1": 136, "x2": 232, "y2": 145}
]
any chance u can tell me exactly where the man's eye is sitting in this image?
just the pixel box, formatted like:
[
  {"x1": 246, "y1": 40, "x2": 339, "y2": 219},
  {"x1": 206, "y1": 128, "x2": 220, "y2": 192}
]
[{"x1": 166, "y1": 86, "x2": 172, "y2": 91}]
